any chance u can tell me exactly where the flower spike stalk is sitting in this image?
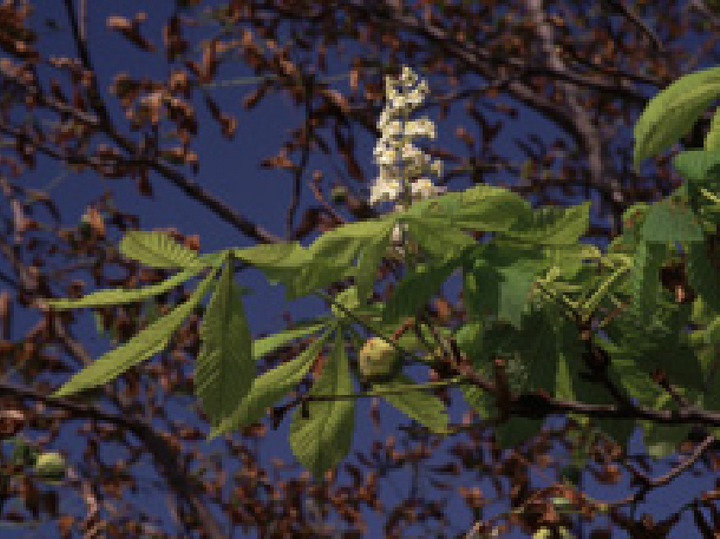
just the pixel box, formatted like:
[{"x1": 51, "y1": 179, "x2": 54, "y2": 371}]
[
  {"x1": 370, "y1": 66, "x2": 446, "y2": 257},
  {"x1": 371, "y1": 66, "x2": 445, "y2": 207}
]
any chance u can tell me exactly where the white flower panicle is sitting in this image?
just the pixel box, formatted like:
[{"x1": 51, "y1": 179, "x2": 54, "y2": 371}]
[{"x1": 370, "y1": 66, "x2": 445, "y2": 207}]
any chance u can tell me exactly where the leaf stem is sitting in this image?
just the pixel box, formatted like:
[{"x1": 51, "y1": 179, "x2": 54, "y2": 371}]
[{"x1": 306, "y1": 375, "x2": 464, "y2": 402}]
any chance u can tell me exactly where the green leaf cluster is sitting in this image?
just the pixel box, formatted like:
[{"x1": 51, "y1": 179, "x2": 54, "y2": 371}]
[{"x1": 42, "y1": 65, "x2": 720, "y2": 476}]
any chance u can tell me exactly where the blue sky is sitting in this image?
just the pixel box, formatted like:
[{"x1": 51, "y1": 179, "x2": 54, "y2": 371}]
[{"x1": 2, "y1": 1, "x2": 719, "y2": 537}]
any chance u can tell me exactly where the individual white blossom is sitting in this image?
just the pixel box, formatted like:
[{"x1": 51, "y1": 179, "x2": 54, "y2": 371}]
[
  {"x1": 383, "y1": 120, "x2": 403, "y2": 137},
  {"x1": 369, "y1": 178, "x2": 402, "y2": 205},
  {"x1": 373, "y1": 148, "x2": 397, "y2": 166},
  {"x1": 374, "y1": 131, "x2": 403, "y2": 156},
  {"x1": 389, "y1": 92, "x2": 407, "y2": 110},
  {"x1": 404, "y1": 80, "x2": 428, "y2": 109},
  {"x1": 376, "y1": 164, "x2": 400, "y2": 181},
  {"x1": 385, "y1": 76, "x2": 397, "y2": 97},
  {"x1": 405, "y1": 117, "x2": 435, "y2": 139},
  {"x1": 401, "y1": 142, "x2": 423, "y2": 162},
  {"x1": 376, "y1": 108, "x2": 393, "y2": 130},
  {"x1": 401, "y1": 142, "x2": 431, "y2": 178},
  {"x1": 391, "y1": 222, "x2": 409, "y2": 244},
  {"x1": 400, "y1": 65, "x2": 418, "y2": 86},
  {"x1": 429, "y1": 159, "x2": 443, "y2": 178},
  {"x1": 411, "y1": 177, "x2": 447, "y2": 200}
]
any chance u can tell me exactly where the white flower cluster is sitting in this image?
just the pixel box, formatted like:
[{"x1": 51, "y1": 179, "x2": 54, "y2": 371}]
[{"x1": 369, "y1": 66, "x2": 446, "y2": 207}]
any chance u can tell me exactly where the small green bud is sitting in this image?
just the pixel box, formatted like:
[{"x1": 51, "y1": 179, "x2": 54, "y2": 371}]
[
  {"x1": 331, "y1": 186, "x2": 348, "y2": 204},
  {"x1": 11, "y1": 439, "x2": 37, "y2": 467},
  {"x1": 560, "y1": 464, "x2": 581, "y2": 486},
  {"x1": 78, "y1": 217, "x2": 92, "y2": 239},
  {"x1": 33, "y1": 451, "x2": 66, "y2": 482},
  {"x1": 550, "y1": 496, "x2": 573, "y2": 512}
]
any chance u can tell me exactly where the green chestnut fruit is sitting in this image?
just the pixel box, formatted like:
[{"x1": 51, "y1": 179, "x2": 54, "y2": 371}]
[{"x1": 358, "y1": 337, "x2": 400, "y2": 382}]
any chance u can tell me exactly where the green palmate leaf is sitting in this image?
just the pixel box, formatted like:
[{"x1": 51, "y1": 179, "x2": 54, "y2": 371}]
[
  {"x1": 120, "y1": 230, "x2": 203, "y2": 269},
  {"x1": 406, "y1": 184, "x2": 531, "y2": 232},
  {"x1": 329, "y1": 287, "x2": 398, "y2": 337},
  {"x1": 462, "y1": 258, "x2": 484, "y2": 322},
  {"x1": 511, "y1": 303, "x2": 580, "y2": 399},
  {"x1": 375, "y1": 373, "x2": 448, "y2": 433},
  {"x1": 209, "y1": 328, "x2": 332, "y2": 438},
  {"x1": 595, "y1": 418, "x2": 637, "y2": 450},
  {"x1": 461, "y1": 382, "x2": 491, "y2": 417},
  {"x1": 453, "y1": 322, "x2": 492, "y2": 414},
  {"x1": 673, "y1": 149, "x2": 720, "y2": 182},
  {"x1": 233, "y1": 241, "x2": 309, "y2": 270},
  {"x1": 641, "y1": 419, "x2": 692, "y2": 460},
  {"x1": 640, "y1": 199, "x2": 704, "y2": 244},
  {"x1": 342, "y1": 310, "x2": 432, "y2": 360},
  {"x1": 687, "y1": 323, "x2": 720, "y2": 387},
  {"x1": 580, "y1": 265, "x2": 632, "y2": 321},
  {"x1": 308, "y1": 218, "x2": 393, "y2": 269},
  {"x1": 142, "y1": 298, "x2": 162, "y2": 326},
  {"x1": 463, "y1": 242, "x2": 548, "y2": 329},
  {"x1": 700, "y1": 378, "x2": 720, "y2": 413},
  {"x1": 612, "y1": 203, "x2": 652, "y2": 253},
  {"x1": 280, "y1": 262, "x2": 355, "y2": 304},
  {"x1": 698, "y1": 315, "x2": 720, "y2": 350},
  {"x1": 490, "y1": 304, "x2": 588, "y2": 400},
  {"x1": 454, "y1": 320, "x2": 484, "y2": 360},
  {"x1": 687, "y1": 241, "x2": 720, "y2": 313},
  {"x1": 469, "y1": 303, "x2": 618, "y2": 446},
  {"x1": 195, "y1": 256, "x2": 253, "y2": 427},
  {"x1": 504, "y1": 201, "x2": 591, "y2": 246},
  {"x1": 258, "y1": 220, "x2": 394, "y2": 301},
  {"x1": 496, "y1": 264, "x2": 543, "y2": 330},
  {"x1": 464, "y1": 260, "x2": 506, "y2": 324},
  {"x1": 330, "y1": 286, "x2": 362, "y2": 317},
  {"x1": 690, "y1": 295, "x2": 718, "y2": 327},
  {"x1": 353, "y1": 222, "x2": 394, "y2": 302},
  {"x1": 541, "y1": 242, "x2": 602, "y2": 279},
  {"x1": 41, "y1": 266, "x2": 204, "y2": 310},
  {"x1": 673, "y1": 151, "x2": 720, "y2": 225},
  {"x1": 493, "y1": 417, "x2": 545, "y2": 449},
  {"x1": 603, "y1": 298, "x2": 705, "y2": 393},
  {"x1": 233, "y1": 241, "x2": 313, "y2": 299},
  {"x1": 696, "y1": 376, "x2": 720, "y2": 445},
  {"x1": 52, "y1": 268, "x2": 220, "y2": 398},
  {"x1": 443, "y1": 184, "x2": 531, "y2": 231},
  {"x1": 199, "y1": 251, "x2": 229, "y2": 268},
  {"x1": 385, "y1": 322, "x2": 453, "y2": 356},
  {"x1": 634, "y1": 66, "x2": 720, "y2": 169},
  {"x1": 581, "y1": 347, "x2": 639, "y2": 449},
  {"x1": 404, "y1": 216, "x2": 477, "y2": 262},
  {"x1": 253, "y1": 319, "x2": 330, "y2": 360},
  {"x1": 632, "y1": 241, "x2": 667, "y2": 324},
  {"x1": 706, "y1": 108, "x2": 720, "y2": 150},
  {"x1": 600, "y1": 339, "x2": 663, "y2": 408},
  {"x1": 289, "y1": 331, "x2": 355, "y2": 479},
  {"x1": 382, "y1": 258, "x2": 460, "y2": 325}
]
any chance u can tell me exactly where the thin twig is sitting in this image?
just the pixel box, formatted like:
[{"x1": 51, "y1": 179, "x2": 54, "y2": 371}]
[
  {"x1": 612, "y1": 434, "x2": 716, "y2": 507},
  {"x1": 601, "y1": 0, "x2": 664, "y2": 52}
]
